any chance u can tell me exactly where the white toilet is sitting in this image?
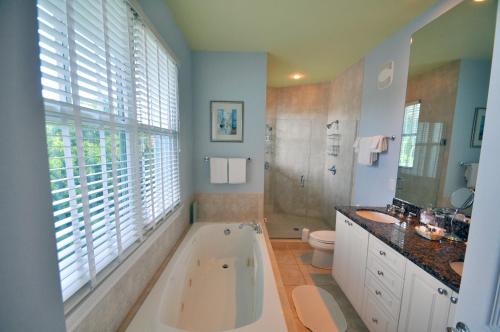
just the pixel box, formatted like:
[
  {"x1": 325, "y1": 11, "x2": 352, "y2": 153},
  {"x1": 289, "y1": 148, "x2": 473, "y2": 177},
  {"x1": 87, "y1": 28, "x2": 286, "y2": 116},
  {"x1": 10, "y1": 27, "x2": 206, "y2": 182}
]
[{"x1": 307, "y1": 230, "x2": 336, "y2": 269}]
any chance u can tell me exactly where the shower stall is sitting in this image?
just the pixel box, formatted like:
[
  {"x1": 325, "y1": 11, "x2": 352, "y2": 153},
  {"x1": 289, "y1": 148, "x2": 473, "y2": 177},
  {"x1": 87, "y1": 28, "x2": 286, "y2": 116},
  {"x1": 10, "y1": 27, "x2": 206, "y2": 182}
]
[{"x1": 264, "y1": 118, "x2": 358, "y2": 239}]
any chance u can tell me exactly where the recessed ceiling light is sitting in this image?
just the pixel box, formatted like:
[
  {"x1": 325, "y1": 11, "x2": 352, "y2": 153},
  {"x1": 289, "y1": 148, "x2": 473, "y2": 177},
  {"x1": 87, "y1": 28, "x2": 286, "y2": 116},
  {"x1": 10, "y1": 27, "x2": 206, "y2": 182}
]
[
  {"x1": 473, "y1": 0, "x2": 487, "y2": 2},
  {"x1": 290, "y1": 73, "x2": 304, "y2": 80}
]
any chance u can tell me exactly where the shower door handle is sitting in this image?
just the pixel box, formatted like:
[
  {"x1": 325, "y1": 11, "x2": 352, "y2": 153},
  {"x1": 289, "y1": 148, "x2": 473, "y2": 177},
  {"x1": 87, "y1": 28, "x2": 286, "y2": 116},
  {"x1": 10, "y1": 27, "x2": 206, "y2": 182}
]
[{"x1": 300, "y1": 175, "x2": 305, "y2": 187}]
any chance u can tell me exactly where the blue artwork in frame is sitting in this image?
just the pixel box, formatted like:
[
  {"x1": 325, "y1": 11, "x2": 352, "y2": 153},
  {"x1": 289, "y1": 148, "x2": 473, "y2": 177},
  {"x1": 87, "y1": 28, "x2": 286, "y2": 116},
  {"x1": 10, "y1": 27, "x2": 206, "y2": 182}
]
[
  {"x1": 210, "y1": 101, "x2": 244, "y2": 142},
  {"x1": 471, "y1": 107, "x2": 486, "y2": 148}
]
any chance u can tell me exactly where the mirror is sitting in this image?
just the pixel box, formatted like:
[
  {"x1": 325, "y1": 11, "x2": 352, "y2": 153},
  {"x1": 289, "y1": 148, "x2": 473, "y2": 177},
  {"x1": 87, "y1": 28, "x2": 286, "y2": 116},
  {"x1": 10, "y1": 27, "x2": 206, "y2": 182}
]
[
  {"x1": 396, "y1": 0, "x2": 497, "y2": 211},
  {"x1": 450, "y1": 187, "x2": 474, "y2": 210}
]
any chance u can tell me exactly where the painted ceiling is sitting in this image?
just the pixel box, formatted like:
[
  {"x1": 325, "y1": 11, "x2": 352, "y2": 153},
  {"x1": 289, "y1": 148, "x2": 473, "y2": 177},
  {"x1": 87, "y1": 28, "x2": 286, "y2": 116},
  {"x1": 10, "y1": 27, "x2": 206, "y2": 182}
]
[{"x1": 164, "y1": 0, "x2": 440, "y2": 86}]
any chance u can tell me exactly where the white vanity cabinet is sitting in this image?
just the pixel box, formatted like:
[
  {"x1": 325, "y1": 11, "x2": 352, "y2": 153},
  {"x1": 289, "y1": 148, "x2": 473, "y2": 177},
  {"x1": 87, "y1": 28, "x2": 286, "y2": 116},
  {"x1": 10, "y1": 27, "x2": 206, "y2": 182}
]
[
  {"x1": 334, "y1": 211, "x2": 460, "y2": 332},
  {"x1": 333, "y1": 212, "x2": 369, "y2": 314},
  {"x1": 398, "y1": 260, "x2": 454, "y2": 332},
  {"x1": 361, "y1": 234, "x2": 406, "y2": 332}
]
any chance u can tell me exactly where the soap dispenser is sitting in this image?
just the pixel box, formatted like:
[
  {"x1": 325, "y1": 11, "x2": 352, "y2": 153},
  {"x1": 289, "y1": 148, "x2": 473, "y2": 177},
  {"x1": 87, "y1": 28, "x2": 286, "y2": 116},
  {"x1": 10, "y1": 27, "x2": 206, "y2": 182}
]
[{"x1": 420, "y1": 207, "x2": 435, "y2": 225}]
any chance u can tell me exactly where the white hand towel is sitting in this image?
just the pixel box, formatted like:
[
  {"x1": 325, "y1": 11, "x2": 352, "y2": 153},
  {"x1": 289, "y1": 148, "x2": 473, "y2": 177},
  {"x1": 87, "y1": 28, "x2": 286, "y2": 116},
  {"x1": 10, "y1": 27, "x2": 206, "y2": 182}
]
[
  {"x1": 357, "y1": 138, "x2": 375, "y2": 165},
  {"x1": 464, "y1": 163, "x2": 479, "y2": 189},
  {"x1": 370, "y1": 135, "x2": 388, "y2": 153},
  {"x1": 353, "y1": 136, "x2": 388, "y2": 166},
  {"x1": 228, "y1": 158, "x2": 247, "y2": 184},
  {"x1": 210, "y1": 158, "x2": 228, "y2": 184}
]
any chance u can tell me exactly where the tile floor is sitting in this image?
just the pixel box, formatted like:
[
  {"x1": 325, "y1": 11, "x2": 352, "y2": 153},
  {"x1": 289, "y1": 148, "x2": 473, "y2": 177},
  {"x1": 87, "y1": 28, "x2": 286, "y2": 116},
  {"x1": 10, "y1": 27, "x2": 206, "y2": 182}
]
[
  {"x1": 266, "y1": 213, "x2": 331, "y2": 239},
  {"x1": 271, "y1": 240, "x2": 368, "y2": 332}
]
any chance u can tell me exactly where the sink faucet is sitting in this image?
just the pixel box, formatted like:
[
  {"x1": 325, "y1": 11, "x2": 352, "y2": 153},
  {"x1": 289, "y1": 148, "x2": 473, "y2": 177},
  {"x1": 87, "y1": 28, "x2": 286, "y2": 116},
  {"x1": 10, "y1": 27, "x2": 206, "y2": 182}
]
[{"x1": 239, "y1": 222, "x2": 263, "y2": 234}]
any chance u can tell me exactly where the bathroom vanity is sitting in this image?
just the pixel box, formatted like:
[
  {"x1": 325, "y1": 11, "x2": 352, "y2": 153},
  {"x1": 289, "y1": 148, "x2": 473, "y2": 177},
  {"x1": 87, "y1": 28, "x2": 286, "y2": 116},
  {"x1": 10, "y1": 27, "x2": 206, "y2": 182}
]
[{"x1": 333, "y1": 208, "x2": 465, "y2": 332}]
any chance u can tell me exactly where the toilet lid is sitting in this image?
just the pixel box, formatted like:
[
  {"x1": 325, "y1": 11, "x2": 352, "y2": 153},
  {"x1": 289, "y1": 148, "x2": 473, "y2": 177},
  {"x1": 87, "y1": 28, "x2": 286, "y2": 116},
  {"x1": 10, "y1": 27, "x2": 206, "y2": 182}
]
[{"x1": 310, "y1": 231, "x2": 335, "y2": 244}]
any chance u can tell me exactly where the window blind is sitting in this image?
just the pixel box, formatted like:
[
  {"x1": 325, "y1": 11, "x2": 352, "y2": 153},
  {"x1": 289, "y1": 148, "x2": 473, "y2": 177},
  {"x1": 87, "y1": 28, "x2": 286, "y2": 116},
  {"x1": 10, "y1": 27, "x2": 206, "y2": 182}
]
[
  {"x1": 37, "y1": 0, "x2": 180, "y2": 302},
  {"x1": 399, "y1": 102, "x2": 421, "y2": 168}
]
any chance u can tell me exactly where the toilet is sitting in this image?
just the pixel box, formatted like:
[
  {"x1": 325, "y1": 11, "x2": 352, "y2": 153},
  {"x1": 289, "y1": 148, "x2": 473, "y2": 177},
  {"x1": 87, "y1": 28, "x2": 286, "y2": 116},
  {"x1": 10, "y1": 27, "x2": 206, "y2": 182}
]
[{"x1": 307, "y1": 230, "x2": 336, "y2": 269}]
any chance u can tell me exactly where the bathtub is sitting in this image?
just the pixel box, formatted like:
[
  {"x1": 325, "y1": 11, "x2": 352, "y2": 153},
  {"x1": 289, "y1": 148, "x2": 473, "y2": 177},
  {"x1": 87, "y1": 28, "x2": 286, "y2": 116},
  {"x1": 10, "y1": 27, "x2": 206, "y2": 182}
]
[{"x1": 127, "y1": 222, "x2": 287, "y2": 332}]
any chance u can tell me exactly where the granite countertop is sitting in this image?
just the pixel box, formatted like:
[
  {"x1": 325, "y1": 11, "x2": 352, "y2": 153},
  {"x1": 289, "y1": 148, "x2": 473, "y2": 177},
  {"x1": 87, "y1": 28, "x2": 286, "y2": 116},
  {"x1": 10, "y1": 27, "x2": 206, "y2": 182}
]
[{"x1": 336, "y1": 206, "x2": 466, "y2": 293}]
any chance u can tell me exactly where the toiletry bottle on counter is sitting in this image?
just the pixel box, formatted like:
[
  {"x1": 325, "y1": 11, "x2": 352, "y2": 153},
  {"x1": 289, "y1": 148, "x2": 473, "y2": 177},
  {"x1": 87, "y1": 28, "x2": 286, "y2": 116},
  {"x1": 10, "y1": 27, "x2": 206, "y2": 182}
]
[{"x1": 420, "y1": 207, "x2": 435, "y2": 225}]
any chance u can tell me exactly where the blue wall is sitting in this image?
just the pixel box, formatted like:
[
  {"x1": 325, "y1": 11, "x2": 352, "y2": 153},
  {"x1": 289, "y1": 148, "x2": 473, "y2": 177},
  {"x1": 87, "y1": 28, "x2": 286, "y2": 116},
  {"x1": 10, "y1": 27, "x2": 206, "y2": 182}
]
[
  {"x1": 443, "y1": 59, "x2": 491, "y2": 197},
  {"x1": 353, "y1": 0, "x2": 462, "y2": 205},
  {"x1": 138, "y1": 0, "x2": 194, "y2": 200},
  {"x1": 0, "y1": 1, "x2": 66, "y2": 330},
  {"x1": 192, "y1": 51, "x2": 267, "y2": 193}
]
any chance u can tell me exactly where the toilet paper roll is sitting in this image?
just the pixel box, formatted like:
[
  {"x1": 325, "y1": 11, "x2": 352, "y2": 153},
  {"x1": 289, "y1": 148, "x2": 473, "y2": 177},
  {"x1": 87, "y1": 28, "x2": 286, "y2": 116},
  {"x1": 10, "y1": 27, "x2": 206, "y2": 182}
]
[{"x1": 301, "y1": 228, "x2": 310, "y2": 242}]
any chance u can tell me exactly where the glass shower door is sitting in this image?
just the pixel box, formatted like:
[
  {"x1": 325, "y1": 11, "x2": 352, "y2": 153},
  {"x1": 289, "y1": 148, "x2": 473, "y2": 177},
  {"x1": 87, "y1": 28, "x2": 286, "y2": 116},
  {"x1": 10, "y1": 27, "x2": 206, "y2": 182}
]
[{"x1": 265, "y1": 119, "x2": 312, "y2": 238}]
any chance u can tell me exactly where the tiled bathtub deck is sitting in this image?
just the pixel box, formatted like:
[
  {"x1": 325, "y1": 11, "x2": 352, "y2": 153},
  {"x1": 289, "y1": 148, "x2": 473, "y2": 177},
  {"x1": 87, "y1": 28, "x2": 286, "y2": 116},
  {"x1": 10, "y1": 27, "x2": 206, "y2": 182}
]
[{"x1": 270, "y1": 240, "x2": 368, "y2": 332}]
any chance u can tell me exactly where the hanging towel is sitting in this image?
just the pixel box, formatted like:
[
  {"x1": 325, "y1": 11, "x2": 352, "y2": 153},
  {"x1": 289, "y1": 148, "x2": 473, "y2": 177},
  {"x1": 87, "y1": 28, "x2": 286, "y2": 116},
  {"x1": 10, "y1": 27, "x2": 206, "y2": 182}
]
[
  {"x1": 353, "y1": 136, "x2": 388, "y2": 166},
  {"x1": 370, "y1": 135, "x2": 388, "y2": 153},
  {"x1": 464, "y1": 163, "x2": 479, "y2": 189},
  {"x1": 210, "y1": 158, "x2": 228, "y2": 184},
  {"x1": 353, "y1": 137, "x2": 376, "y2": 165},
  {"x1": 228, "y1": 158, "x2": 247, "y2": 184}
]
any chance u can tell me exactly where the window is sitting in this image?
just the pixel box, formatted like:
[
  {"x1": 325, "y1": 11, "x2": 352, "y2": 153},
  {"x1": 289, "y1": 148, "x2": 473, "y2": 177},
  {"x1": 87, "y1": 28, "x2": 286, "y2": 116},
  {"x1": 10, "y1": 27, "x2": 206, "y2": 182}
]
[
  {"x1": 399, "y1": 101, "x2": 421, "y2": 168},
  {"x1": 37, "y1": 0, "x2": 180, "y2": 302}
]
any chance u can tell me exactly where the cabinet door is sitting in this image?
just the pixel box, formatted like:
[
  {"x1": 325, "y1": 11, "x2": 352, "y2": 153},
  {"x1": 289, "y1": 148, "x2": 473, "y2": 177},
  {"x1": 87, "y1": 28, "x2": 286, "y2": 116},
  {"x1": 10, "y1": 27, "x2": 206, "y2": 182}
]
[
  {"x1": 332, "y1": 212, "x2": 350, "y2": 290},
  {"x1": 363, "y1": 290, "x2": 398, "y2": 332},
  {"x1": 398, "y1": 261, "x2": 452, "y2": 332},
  {"x1": 447, "y1": 291, "x2": 458, "y2": 327},
  {"x1": 347, "y1": 220, "x2": 369, "y2": 313}
]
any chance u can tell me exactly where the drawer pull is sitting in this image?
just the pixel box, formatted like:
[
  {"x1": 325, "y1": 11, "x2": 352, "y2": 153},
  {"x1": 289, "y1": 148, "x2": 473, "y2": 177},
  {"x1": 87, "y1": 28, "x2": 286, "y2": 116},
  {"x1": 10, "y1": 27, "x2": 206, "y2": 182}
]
[
  {"x1": 379, "y1": 250, "x2": 386, "y2": 256},
  {"x1": 377, "y1": 270, "x2": 384, "y2": 276},
  {"x1": 372, "y1": 318, "x2": 378, "y2": 324},
  {"x1": 450, "y1": 296, "x2": 458, "y2": 304},
  {"x1": 375, "y1": 290, "x2": 382, "y2": 296},
  {"x1": 438, "y1": 288, "x2": 448, "y2": 296}
]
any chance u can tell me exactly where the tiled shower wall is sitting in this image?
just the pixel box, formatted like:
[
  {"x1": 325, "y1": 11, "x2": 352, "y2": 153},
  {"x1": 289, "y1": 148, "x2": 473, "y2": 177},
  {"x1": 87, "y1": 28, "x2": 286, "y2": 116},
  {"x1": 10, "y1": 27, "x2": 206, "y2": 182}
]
[{"x1": 266, "y1": 60, "x2": 364, "y2": 228}]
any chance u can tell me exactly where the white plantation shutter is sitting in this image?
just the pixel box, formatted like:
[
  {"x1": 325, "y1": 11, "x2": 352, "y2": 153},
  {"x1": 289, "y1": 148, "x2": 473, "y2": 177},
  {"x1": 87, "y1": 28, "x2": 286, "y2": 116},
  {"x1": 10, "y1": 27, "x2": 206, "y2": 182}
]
[
  {"x1": 132, "y1": 15, "x2": 181, "y2": 226},
  {"x1": 37, "y1": 0, "x2": 180, "y2": 303}
]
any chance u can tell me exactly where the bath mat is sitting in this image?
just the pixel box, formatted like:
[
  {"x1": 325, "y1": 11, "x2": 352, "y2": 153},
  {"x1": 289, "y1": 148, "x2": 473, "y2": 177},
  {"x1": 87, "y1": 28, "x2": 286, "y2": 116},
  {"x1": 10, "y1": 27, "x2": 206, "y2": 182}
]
[{"x1": 292, "y1": 285, "x2": 347, "y2": 332}]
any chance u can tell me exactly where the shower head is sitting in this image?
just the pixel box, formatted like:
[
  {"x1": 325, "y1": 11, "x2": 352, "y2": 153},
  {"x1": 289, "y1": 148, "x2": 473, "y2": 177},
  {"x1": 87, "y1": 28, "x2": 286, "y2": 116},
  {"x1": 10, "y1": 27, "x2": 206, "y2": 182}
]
[{"x1": 326, "y1": 120, "x2": 339, "y2": 129}]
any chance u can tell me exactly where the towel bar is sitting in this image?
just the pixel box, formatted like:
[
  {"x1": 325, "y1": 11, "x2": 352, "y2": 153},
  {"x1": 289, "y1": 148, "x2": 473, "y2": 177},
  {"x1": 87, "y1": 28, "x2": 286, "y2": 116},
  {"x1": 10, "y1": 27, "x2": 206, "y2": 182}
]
[{"x1": 204, "y1": 156, "x2": 251, "y2": 162}]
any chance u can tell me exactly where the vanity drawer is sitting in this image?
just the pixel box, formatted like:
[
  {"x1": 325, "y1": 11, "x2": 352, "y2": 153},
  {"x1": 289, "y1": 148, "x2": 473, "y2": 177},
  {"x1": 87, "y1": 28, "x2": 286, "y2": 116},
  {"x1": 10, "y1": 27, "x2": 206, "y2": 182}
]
[
  {"x1": 367, "y1": 252, "x2": 404, "y2": 298},
  {"x1": 368, "y1": 235, "x2": 405, "y2": 276},
  {"x1": 365, "y1": 271, "x2": 401, "y2": 318},
  {"x1": 362, "y1": 289, "x2": 398, "y2": 332}
]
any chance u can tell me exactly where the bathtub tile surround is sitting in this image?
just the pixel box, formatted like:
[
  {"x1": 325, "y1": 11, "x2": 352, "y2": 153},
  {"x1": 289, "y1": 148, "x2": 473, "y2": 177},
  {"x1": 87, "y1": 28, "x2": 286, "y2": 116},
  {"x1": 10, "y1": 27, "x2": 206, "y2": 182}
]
[
  {"x1": 194, "y1": 192, "x2": 264, "y2": 222},
  {"x1": 270, "y1": 240, "x2": 368, "y2": 331},
  {"x1": 67, "y1": 202, "x2": 190, "y2": 332}
]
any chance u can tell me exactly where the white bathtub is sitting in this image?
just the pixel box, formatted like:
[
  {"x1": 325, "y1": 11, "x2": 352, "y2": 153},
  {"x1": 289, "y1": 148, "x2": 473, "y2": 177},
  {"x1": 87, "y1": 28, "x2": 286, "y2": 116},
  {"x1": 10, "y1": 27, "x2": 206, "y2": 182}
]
[{"x1": 127, "y1": 222, "x2": 287, "y2": 332}]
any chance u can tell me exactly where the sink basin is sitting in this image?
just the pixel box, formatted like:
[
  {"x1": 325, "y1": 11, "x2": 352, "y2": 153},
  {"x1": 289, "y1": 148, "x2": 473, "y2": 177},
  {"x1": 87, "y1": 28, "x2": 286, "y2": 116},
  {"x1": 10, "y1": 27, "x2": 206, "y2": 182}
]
[
  {"x1": 355, "y1": 210, "x2": 400, "y2": 224},
  {"x1": 449, "y1": 261, "x2": 464, "y2": 276}
]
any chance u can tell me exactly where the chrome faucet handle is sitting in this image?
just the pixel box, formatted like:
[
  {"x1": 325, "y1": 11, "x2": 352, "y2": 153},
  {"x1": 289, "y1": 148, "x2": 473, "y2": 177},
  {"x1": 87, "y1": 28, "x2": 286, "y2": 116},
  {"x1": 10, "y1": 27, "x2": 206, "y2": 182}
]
[
  {"x1": 406, "y1": 211, "x2": 416, "y2": 221},
  {"x1": 398, "y1": 206, "x2": 406, "y2": 218}
]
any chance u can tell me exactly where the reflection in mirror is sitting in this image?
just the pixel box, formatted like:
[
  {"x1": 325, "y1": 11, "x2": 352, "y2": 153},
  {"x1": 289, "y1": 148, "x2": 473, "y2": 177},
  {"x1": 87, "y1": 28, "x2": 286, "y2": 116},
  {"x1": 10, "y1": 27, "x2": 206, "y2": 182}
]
[{"x1": 396, "y1": 0, "x2": 497, "y2": 212}]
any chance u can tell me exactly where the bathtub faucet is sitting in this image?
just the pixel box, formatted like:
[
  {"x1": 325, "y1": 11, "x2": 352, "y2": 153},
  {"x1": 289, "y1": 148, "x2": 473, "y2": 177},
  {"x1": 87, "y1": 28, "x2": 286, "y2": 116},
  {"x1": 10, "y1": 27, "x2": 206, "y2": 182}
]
[{"x1": 239, "y1": 222, "x2": 263, "y2": 234}]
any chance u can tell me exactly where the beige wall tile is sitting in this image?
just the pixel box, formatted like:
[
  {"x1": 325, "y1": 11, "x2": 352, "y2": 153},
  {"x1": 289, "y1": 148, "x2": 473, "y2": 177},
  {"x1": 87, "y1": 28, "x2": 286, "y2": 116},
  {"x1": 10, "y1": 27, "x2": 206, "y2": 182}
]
[
  {"x1": 70, "y1": 201, "x2": 191, "y2": 332},
  {"x1": 195, "y1": 192, "x2": 263, "y2": 222}
]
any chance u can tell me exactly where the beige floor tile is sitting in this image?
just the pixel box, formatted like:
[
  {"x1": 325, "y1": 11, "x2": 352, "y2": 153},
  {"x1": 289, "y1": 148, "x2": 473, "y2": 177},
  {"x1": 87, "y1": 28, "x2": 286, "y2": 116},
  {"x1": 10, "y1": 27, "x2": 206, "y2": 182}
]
[
  {"x1": 279, "y1": 264, "x2": 306, "y2": 286},
  {"x1": 275, "y1": 250, "x2": 297, "y2": 265},
  {"x1": 270, "y1": 240, "x2": 290, "y2": 251}
]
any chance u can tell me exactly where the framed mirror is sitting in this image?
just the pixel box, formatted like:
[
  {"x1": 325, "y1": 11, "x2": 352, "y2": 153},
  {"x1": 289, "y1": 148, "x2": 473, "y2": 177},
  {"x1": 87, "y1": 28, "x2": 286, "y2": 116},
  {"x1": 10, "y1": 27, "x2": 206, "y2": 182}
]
[{"x1": 396, "y1": 0, "x2": 497, "y2": 211}]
